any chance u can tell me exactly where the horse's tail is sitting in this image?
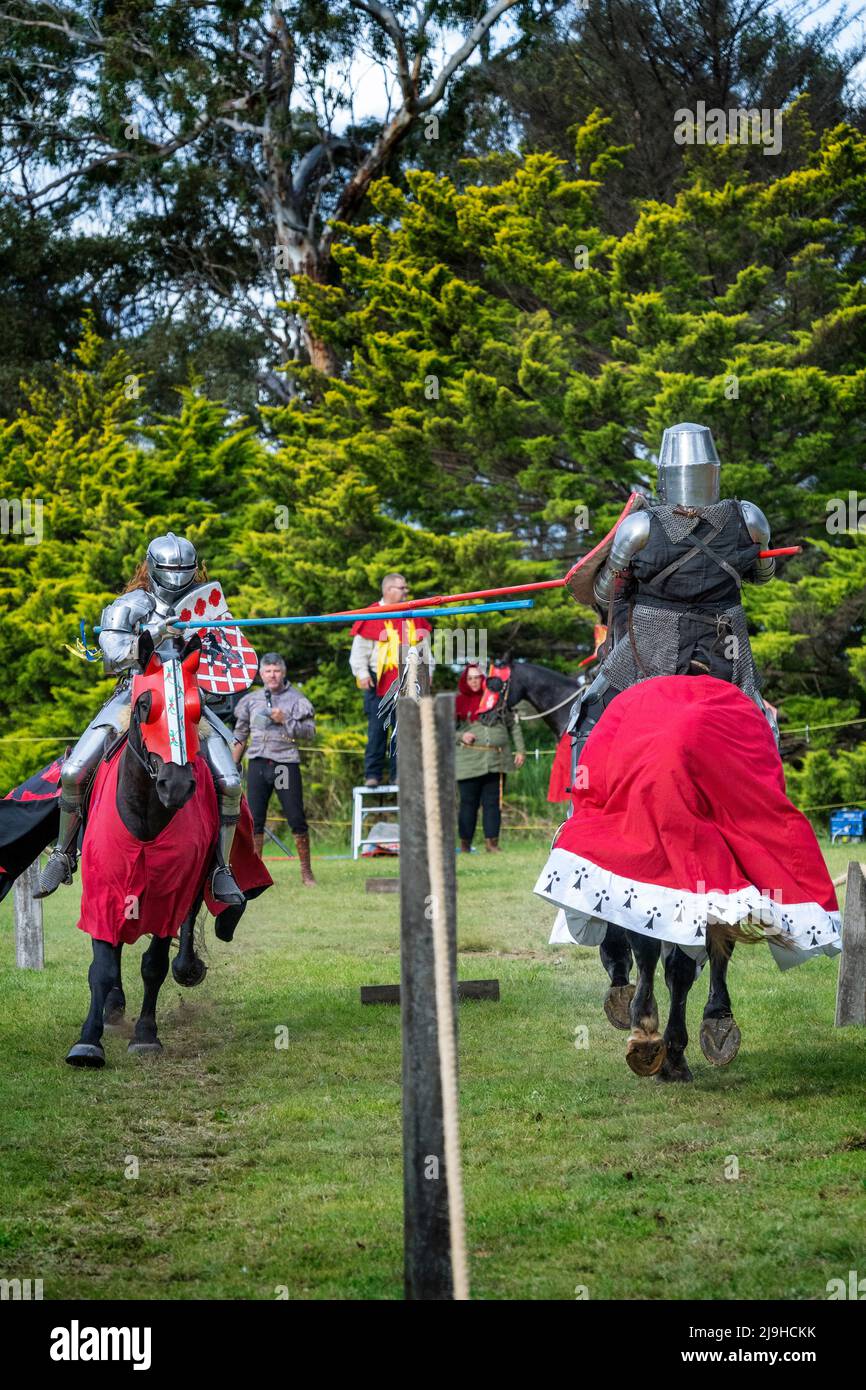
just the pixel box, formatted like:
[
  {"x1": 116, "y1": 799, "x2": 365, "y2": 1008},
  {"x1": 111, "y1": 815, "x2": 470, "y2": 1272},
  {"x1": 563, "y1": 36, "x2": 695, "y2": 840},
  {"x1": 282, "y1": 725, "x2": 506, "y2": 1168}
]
[{"x1": 707, "y1": 918, "x2": 794, "y2": 953}]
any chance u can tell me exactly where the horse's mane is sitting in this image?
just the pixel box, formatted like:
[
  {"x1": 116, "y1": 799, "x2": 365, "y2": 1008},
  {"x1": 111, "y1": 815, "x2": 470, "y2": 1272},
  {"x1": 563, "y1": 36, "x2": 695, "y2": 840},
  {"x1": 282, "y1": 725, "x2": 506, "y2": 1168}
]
[{"x1": 512, "y1": 660, "x2": 581, "y2": 686}]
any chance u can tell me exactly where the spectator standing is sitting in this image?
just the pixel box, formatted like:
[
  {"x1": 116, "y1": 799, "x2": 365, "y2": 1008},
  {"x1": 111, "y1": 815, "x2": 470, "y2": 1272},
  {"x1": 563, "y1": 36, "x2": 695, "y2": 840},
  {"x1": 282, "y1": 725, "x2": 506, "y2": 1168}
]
[
  {"x1": 455, "y1": 663, "x2": 525, "y2": 853},
  {"x1": 349, "y1": 572, "x2": 434, "y2": 786},
  {"x1": 232, "y1": 653, "x2": 317, "y2": 886}
]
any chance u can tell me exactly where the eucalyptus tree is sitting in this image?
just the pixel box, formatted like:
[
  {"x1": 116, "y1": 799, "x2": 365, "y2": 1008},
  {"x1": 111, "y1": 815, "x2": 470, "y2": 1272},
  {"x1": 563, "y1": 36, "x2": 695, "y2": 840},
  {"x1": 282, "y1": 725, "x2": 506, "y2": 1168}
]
[{"x1": 0, "y1": 1, "x2": 569, "y2": 394}]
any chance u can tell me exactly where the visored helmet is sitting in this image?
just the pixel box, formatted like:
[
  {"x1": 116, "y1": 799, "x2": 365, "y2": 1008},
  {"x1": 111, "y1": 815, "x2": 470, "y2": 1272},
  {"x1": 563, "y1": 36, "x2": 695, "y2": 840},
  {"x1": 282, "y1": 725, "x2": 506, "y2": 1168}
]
[
  {"x1": 146, "y1": 532, "x2": 197, "y2": 602},
  {"x1": 656, "y1": 423, "x2": 721, "y2": 507}
]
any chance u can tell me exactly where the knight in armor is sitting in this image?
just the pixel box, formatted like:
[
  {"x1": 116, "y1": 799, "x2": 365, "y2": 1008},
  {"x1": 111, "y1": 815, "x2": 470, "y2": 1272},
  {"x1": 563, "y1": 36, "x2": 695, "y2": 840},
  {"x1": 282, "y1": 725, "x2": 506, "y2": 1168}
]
[
  {"x1": 569, "y1": 422, "x2": 776, "y2": 757},
  {"x1": 36, "y1": 533, "x2": 245, "y2": 906}
]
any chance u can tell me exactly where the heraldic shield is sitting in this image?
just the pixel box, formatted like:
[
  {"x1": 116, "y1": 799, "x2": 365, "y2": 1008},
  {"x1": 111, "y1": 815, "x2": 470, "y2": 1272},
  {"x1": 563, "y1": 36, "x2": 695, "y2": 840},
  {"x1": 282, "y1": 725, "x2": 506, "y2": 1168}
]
[{"x1": 174, "y1": 582, "x2": 259, "y2": 695}]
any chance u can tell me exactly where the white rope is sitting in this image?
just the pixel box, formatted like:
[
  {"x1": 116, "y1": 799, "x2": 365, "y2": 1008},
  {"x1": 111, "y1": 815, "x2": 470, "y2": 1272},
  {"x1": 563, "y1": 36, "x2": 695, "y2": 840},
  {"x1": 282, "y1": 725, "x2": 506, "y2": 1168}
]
[
  {"x1": 419, "y1": 697, "x2": 470, "y2": 1302},
  {"x1": 514, "y1": 687, "x2": 579, "y2": 723}
]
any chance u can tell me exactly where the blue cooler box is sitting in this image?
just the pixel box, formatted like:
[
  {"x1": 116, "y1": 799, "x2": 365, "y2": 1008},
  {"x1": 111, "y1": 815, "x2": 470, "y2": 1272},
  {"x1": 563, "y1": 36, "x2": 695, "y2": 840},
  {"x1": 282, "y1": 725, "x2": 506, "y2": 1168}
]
[{"x1": 830, "y1": 809, "x2": 865, "y2": 843}]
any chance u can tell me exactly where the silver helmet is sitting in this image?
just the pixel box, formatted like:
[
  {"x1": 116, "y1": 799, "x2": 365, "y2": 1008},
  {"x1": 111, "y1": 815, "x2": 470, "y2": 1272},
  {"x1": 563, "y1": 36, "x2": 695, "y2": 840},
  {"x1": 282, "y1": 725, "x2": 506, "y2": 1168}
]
[
  {"x1": 146, "y1": 532, "x2": 197, "y2": 602},
  {"x1": 656, "y1": 422, "x2": 721, "y2": 507}
]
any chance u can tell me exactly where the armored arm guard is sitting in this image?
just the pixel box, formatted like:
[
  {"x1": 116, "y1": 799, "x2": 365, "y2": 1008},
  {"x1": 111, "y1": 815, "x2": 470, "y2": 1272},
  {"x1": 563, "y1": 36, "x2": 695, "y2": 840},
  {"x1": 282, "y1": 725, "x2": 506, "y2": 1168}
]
[
  {"x1": 98, "y1": 589, "x2": 158, "y2": 674},
  {"x1": 739, "y1": 501, "x2": 775, "y2": 585},
  {"x1": 593, "y1": 511, "x2": 651, "y2": 610}
]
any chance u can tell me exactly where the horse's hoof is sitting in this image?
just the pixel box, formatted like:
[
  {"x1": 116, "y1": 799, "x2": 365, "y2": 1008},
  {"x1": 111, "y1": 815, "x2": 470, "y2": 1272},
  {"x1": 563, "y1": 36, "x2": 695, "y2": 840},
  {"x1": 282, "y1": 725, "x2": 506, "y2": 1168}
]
[
  {"x1": 625, "y1": 1029, "x2": 667, "y2": 1077},
  {"x1": 66, "y1": 1042, "x2": 105, "y2": 1069},
  {"x1": 172, "y1": 957, "x2": 207, "y2": 988},
  {"x1": 656, "y1": 1054, "x2": 694, "y2": 1083},
  {"x1": 700, "y1": 1015, "x2": 741, "y2": 1067},
  {"x1": 128, "y1": 1040, "x2": 163, "y2": 1056},
  {"x1": 603, "y1": 983, "x2": 635, "y2": 1031}
]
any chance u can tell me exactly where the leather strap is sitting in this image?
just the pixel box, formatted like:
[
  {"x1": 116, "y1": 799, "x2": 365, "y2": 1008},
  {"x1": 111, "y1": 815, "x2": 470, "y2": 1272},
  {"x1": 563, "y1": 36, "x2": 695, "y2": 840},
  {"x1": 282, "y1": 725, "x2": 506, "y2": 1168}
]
[{"x1": 627, "y1": 601, "x2": 650, "y2": 678}]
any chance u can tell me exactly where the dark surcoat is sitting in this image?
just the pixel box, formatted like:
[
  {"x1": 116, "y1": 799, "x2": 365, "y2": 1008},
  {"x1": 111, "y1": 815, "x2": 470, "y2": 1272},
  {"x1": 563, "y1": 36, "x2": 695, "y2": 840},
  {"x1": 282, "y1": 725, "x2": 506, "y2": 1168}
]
[{"x1": 570, "y1": 499, "x2": 766, "y2": 756}]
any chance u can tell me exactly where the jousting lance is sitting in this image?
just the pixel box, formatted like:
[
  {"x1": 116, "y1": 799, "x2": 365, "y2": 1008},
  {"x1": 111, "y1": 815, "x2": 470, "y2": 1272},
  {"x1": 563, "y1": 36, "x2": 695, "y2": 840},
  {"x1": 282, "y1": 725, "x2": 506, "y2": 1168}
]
[
  {"x1": 94, "y1": 598, "x2": 535, "y2": 633},
  {"x1": 324, "y1": 547, "x2": 803, "y2": 618}
]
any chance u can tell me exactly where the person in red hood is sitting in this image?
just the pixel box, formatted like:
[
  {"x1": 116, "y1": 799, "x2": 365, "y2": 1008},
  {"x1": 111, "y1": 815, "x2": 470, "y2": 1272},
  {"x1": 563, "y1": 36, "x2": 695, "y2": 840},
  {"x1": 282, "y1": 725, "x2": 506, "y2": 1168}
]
[{"x1": 454, "y1": 664, "x2": 525, "y2": 853}]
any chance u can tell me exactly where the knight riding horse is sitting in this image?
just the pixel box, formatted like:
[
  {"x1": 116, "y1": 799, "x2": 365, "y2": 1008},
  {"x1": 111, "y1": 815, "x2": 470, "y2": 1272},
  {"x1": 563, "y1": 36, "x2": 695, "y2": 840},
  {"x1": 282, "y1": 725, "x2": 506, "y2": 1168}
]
[
  {"x1": 536, "y1": 421, "x2": 840, "y2": 1080},
  {"x1": 37, "y1": 533, "x2": 248, "y2": 906},
  {"x1": 568, "y1": 421, "x2": 777, "y2": 759}
]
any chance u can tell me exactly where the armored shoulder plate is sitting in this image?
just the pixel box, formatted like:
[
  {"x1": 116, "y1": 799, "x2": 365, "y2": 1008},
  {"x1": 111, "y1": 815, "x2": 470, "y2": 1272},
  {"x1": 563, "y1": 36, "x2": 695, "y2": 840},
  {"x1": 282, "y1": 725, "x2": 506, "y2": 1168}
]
[
  {"x1": 100, "y1": 589, "x2": 155, "y2": 631},
  {"x1": 609, "y1": 511, "x2": 651, "y2": 570},
  {"x1": 739, "y1": 500, "x2": 771, "y2": 546},
  {"x1": 98, "y1": 589, "x2": 157, "y2": 674},
  {"x1": 593, "y1": 511, "x2": 651, "y2": 608}
]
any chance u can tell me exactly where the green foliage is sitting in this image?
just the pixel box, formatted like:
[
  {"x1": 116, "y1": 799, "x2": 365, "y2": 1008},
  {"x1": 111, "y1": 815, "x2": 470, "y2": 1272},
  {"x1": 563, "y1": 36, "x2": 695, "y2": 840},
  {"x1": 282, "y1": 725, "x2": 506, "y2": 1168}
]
[
  {"x1": 278, "y1": 113, "x2": 866, "y2": 807},
  {"x1": 0, "y1": 323, "x2": 261, "y2": 789},
  {"x1": 2, "y1": 112, "x2": 865, "y2": 821}
]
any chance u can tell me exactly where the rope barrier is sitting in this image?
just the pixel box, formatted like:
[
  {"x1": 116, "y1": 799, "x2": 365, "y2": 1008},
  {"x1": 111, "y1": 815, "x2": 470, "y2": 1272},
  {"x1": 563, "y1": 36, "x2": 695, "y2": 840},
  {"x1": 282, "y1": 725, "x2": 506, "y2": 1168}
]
[
  {"x1": 4, "y1": 715, "x2": 863, "y2": 748},
  {"x1": 780, "y1": 717, "x2": 866, "y2": 737},
  {"x1": 419, "y1": 697, "x2": 469, "y2": 1302}
]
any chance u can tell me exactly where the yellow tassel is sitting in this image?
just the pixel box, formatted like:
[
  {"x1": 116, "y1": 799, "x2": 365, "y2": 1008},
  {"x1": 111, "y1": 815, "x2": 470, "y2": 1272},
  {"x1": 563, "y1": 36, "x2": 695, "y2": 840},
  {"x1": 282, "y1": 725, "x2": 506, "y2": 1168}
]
[{"x1": 65, "y1": 638, "x2": 100, "y2": 663}]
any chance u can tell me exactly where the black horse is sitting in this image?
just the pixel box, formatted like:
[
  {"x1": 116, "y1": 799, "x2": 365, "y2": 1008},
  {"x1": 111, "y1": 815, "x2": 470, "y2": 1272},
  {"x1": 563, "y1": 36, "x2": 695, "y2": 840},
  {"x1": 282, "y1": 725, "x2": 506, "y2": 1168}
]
[
  {"x1": 67, "y1": 632, "x2": 247, "y2": 1069},
  {"x1": 503, "y1": 657, "x2": 741, "y2": 1081}
]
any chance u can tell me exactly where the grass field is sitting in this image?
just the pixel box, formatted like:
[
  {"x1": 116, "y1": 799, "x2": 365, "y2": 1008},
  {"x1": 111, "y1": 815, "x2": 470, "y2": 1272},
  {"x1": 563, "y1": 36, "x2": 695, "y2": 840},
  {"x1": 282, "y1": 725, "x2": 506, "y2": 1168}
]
[{"x1": 0, "y1": 839, "x2": 864, "y2": 1301}]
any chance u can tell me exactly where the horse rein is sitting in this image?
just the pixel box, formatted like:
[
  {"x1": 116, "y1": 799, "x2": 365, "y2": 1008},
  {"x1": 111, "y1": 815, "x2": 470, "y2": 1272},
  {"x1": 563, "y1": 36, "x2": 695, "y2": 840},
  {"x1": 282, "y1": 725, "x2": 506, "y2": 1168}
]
[
  {"x1": 513, "y1": 688, "x2": 579, "y2": 723},
  {"x1": 127, "y1": 702, "x2": 159, "y2": 781}
]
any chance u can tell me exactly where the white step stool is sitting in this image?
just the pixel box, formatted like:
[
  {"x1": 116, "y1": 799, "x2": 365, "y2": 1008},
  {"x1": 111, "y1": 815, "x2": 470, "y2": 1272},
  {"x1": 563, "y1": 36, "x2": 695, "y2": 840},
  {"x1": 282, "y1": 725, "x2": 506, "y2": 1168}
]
[{"x1": 351, "y1": 784, "x2": 399, "y2": 860}]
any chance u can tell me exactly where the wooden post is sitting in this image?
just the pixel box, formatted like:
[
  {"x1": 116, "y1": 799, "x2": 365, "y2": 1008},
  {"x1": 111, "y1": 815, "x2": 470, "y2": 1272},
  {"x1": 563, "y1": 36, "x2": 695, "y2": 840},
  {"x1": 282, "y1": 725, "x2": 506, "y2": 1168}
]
[
  {"x1": 14, "y1": 862, "x2": 44, "y2": 971},
  {"x1": 398, "y1": 693, "x2": 458, "y2": 1300},
  {"x1": 835, "y1": 861, "x2": 866, "y2": 1027}
]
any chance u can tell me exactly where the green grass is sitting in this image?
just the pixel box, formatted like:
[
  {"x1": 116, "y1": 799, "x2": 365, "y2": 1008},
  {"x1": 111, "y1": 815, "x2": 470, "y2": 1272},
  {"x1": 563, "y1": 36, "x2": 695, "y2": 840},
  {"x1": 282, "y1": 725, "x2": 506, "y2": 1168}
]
[{"x1": 0, "y1": 839, "x2": 864, "y2": 1301}]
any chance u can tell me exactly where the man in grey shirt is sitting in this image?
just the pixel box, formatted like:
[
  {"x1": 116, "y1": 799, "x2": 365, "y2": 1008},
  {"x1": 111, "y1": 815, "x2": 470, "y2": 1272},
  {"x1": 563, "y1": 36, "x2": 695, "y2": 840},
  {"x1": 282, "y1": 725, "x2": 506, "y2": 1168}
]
[{"x1": 232, "y1": 653, "x2": 317, "y2": 886}]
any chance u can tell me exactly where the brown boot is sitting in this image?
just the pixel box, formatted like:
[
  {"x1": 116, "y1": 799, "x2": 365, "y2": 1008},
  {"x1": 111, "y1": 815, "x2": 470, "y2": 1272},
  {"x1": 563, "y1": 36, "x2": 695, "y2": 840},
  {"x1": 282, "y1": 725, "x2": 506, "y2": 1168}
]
[
  {"x1": 460, "y1": 839, "x2": 472, "y2": 854},
  {"x1": 253, "y1": 832, "x2": 265, "y2": 860},
  {"x1": 484, "y1": 837, "x2": 500, "y2": 852},
  {"x1": 294, "y1": 832, "x2": 317, "y2": 886}
]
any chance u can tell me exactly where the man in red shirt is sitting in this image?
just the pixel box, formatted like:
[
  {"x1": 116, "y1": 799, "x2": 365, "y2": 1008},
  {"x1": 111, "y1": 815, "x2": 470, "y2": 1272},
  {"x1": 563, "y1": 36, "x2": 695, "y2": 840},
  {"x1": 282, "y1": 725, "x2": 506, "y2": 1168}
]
[{"x1": 349, "y1": 573, "x2": 434, "y2": 786}]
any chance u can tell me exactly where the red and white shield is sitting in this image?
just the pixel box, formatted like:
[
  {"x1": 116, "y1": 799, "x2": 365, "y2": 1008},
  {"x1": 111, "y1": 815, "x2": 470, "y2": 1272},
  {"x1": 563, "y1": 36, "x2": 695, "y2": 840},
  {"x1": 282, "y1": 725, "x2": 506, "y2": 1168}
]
[{"x1": 174, "y1": 582, "x2": 259, "y2": 695}]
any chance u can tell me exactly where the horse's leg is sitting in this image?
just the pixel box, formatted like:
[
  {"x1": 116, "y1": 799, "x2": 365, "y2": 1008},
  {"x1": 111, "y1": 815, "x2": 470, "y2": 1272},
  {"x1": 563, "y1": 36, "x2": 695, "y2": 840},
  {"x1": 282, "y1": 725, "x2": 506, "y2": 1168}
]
[
  {"x1": 624, "y1": 931, "x2": 666, "y2": 1076},
  {"x1": 67, "y1": 940, "x2": 121, "y2": 1067},
  {"x1": 103, "y1": 943, "x2": 126, "y2": 1026},
  {"x1": 700, "y1": 934, "x2": 741, "y2": 1066},
  {"x1": 657, "y1": 946, "x2": 696, "y2": 1083},
  {"x1": 129, "y1": 936, "x2": 171, "y2": 1055},
  {"x1": 599, "y1": 925, "x2": 634, "y2": 1030},
  {"x1": 172, "y1": 891, "x2": 208, "y2": 987}
]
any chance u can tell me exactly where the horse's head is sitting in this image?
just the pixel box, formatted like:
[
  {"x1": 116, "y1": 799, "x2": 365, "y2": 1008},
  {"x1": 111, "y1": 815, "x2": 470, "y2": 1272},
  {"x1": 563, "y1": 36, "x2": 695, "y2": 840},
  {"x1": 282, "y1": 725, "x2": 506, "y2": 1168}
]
[
  {"x1": 473, "y1": 653, "x2": 513, "y2": 714},
  {"x1": 130, "y1": 632, "x2": 203, "y2": 810}
]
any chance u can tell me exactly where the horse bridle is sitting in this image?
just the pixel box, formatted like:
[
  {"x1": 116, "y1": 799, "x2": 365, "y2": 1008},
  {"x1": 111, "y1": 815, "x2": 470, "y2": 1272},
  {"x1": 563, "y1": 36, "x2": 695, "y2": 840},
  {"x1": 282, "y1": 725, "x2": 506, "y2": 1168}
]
[{"x1": 128, "y1": 698, "x2": 159, "y2": 781}]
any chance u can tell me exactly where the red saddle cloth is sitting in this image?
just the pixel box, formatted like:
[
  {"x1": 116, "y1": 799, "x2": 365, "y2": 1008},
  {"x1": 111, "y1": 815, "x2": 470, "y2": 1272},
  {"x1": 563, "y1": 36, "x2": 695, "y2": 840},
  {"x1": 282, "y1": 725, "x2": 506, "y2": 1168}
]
[
  {"x1": 535, "y1": 675, "x2": 841, "y2": 967},
  {"x1": 77, "y1": 752, "x2": 271, "y2": 946}
]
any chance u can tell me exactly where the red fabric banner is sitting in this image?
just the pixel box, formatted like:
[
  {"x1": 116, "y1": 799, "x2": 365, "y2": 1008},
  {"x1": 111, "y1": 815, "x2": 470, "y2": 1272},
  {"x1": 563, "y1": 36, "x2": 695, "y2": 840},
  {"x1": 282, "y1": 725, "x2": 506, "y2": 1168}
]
[
  {"x1": 553, "y1": 675, "x2": 837, "y2": 912},
  {"x1": 77, "y1": 753, "x2": 271, "y2": 945}
]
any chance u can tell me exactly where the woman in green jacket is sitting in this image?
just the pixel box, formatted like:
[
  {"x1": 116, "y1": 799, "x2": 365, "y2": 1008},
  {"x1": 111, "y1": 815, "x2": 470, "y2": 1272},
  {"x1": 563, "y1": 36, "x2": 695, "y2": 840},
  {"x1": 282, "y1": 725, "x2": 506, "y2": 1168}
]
[{"x1": 455, "y1": 664, "x2": 525, "y2": 852}]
